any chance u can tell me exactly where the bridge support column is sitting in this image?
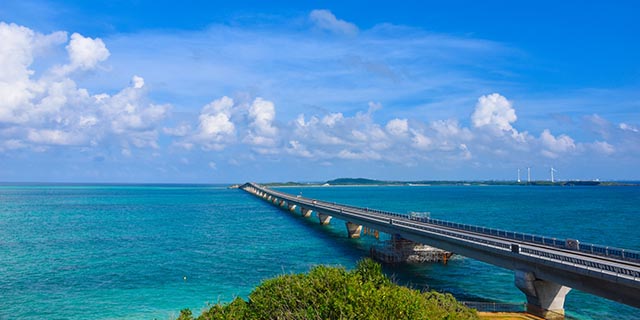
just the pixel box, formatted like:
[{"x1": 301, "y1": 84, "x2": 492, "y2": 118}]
[
  {"x1": 279, "y1": 200, "x2": 286, "y2": 207},
  {"x1": 318, "y1": 213, "x2": 332, "y2": 225},
  {"x1": 288, "y1": 204, "x2": 297, "y2": 212},
  {"x1": 300, "y1": 207, "x2": 312, "y2": 218},
  {"x1": 345, "y1": 222, "x2": 363, "y2": 238},
  {"x1": 515, "y1": 271, "x2": 571, "y2": 320}
]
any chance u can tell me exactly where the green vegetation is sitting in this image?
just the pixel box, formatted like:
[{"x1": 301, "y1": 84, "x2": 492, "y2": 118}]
[{"x1": 177, "y1": 259, "x2": 478, "y2": 320}]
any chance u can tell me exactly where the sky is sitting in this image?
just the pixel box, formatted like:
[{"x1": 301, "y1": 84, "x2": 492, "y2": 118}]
[{"x1": 0, "y1": 1, "x2": 639, "y2": 183}]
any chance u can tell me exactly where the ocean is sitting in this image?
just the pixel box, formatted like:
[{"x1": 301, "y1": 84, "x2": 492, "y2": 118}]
[{"x1": 0, "y1": 184, "x2": 638, "y2": 319}]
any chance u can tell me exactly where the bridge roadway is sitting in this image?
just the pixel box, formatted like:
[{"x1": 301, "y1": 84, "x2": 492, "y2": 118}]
[{"x1": 241, "y1": 183, "x2": 640, "y2": 319}]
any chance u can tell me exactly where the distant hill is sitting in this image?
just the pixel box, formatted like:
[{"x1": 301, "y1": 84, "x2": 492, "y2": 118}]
[
  {"x1": 322, "y1": 178, "x2": 637, "y2": 187},
  {"x1": 260, "y1": 178, "x2": 638, "y2": 187},
  {"x1": 325, "y1": 178, "x2": 389, "y2": 185}
]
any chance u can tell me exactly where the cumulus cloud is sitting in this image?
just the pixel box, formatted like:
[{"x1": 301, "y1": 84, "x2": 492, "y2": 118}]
[
  {"x1": 385, "y1": 118, "x2": 409, "y2": 137},
  {"x1": 0, "y1": 22, "x2": 167, "y2": 153},
  {"x1": 245, "y1": 97, "x2": 278, "y2": 146},
  {"x1": 321, "y1": 112, "x2": 343, "y2": 127},
  {"x1": 131, "y1": 75, "x2": 145, "y2": 89},
  {"x1": 309, "y1": 9, "x2": 358, "y2": 36},
  {"x1": 411, "y1": 131, "x2": 432, "y2": 150},
  {"x1": 191, "y1": 96, "x2": 236, "y2": 150},
  {"x1": 286, "y1": 140, "x2": 313, "y2": 158},
  {"x1": 0, "y1": 22, "x2": 44, "y2": 124},
  {"x1": 539, "y1": 129, "x2": 576, "y2": 158},
  {"x1": 472, "y1": 93, "x2": 518, "y2": 132},
  {"x1": 176, "y1": 96, "x2": 281, "y2": 152},
  {"x1": 27, "y1": 128, "x2": 85, "y2": 146},
  {"x1": 66, "y1": 33, "x2": 110, "y2": 70},
  {"x1": 431, "y1": 119, "x2": 473, "y2": 141}
]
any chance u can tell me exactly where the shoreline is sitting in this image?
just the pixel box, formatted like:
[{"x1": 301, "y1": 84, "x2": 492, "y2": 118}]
[{"x1": 262, "y1": 180, "x2": 640, "y2": 188}]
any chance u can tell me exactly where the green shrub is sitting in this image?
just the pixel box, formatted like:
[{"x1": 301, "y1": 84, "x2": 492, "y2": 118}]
[{"x1": 183, "y1": 258, "x2": 478, "y2": 320}]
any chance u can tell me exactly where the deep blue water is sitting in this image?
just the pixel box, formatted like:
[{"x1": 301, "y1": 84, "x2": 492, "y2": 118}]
[{"x1": 0, "y1": 184, "x2": 638, "y2": 319}]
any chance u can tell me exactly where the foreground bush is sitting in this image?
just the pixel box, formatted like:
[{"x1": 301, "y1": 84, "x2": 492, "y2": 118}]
[{"x1": 178, "y1": 258, "x2": 478, "y2": 320}]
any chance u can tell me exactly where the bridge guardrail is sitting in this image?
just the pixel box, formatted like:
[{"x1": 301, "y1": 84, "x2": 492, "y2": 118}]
[
  {"x1": 392, "y1": 219, "x2": 640, "y2": 280},
  {"x1": 417, "y1": 217, "x2": 640, "y2": 264},
  {"x1": 249, "y1": 183, "x2": 640, "y2": 264},
  {"x1": 519, "y1": 246, "x2": 640, "y2": 280}
]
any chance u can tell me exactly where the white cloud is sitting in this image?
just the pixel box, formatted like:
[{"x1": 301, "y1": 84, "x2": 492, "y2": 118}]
[
  {"x1": 286, "y1": 140, "x2": 313, "y2": 158},
  {"x1": 471, "y1": 93, "x2": 517, "y2": 132},
  {"x1": 245, "y1": 97, "x2": 277, "y2": 146},
  {"x1": 163, "y1": 123, "x2": 191, "y2": 137},
  {"x1": 431, "y1": 119, "x2": 473, "y2": 141},
  {"x1": 208, "y1": 161, "x2": 217, "y2": 170},
  {"x1": 0, "y1": 22, "x2": 167, "y2": 153},
  {"x1": 590, "y1": 141, "x2": 615, "y2": 155},
  {"x1": 64, "y1": 32, "x2": 110, "y2": 72},
  {"x1": 337, "y1": 149, "x2": 381, "y2": 160},
  {"x1": 386, "y1": 118, "x2": 408, "y2": 136},
  {"x1": 0, "y1": 139, "x2": 27, "y2": 151},
  {"x1": 619, "y1": 123, "x2": 639, "y2": 133},
  {"x1": 309, "y1": 9, "x2": 358, "y2": 36},
  {"x1": 411, "y1": 130, "x2": 432, "y2": 150},
  {"x1": 539, "y1": 129, "x2": 576, "y2": 158},
  {"x1": 98, "y1": 76, "x2": 169, "y2": 149},
  {"x1": 132, "y1": 75, "x2": 145, "y2": 89},
  {"x1": 321, "y1": 112, "x2": 343, "y2": 127},
  {"x1": 193, "y1": 96, "x2": 236, "y2": 150},
  {"x1": 458, "y1": 144, "x2": 472, "y2": 160},
  {"x1": 249, "y1": 98, "x2": 278, "y2": 136},
  {"x1": 0, "y1": 22, "x2": 42, "y2": 124},
  {"x1": 27, "y1": 128, "x2": 84, "y2": 146}
]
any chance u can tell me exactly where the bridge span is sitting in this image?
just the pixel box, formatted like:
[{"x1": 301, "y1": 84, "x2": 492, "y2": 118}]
[{"x1": 241, "y1": 182, "x2": 640, "y2": 319}]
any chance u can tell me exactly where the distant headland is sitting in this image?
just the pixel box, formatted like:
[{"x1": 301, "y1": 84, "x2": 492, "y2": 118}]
[{"x1": 260, "y1": 178, "x2": 639, "y2": 187}]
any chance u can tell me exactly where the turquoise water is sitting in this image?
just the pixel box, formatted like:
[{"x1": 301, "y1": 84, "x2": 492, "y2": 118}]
[{"x1": 0, "y1": 184, "x2": 638, "y2": 319}]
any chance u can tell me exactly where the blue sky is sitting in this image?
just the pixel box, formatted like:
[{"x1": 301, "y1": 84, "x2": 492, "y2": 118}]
[{"x1": 1, "y1": 1, "x2": 639, "y2": 183}]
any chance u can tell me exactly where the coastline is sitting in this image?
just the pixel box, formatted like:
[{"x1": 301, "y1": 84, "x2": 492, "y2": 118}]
[{"x1": 261, "y1": 178, "x2": 639, "y2": 188}]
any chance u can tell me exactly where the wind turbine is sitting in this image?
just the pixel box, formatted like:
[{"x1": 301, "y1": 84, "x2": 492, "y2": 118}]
[
  {"x1": 517, "y1": 169, "x2": 521, "y2": 183},
  {"x1": 527, "y1": 167, "x2": 531, "y2": 183},
  {"x1": 550, "y1": 167, "x2": 557, "y2": 183}
]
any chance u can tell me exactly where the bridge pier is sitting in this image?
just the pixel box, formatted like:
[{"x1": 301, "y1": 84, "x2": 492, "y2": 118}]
[
  {"x1": 300, "y1": 207, "x2": 313, "y2": 218},
  {"x1": 346, "y1": 222, "x2": 363, "y2": 238},
  {"x1": 279, "y1": 199, "x2": 286, "y2": 207},
  {"x1": 515, "y1": 271, "x2": 571, "y2": 320},
  {"x1": 318, "y1": 213, "x2": 332, "y2": 225},
  {"x1": 288, "y1": 204, "x2": 297, "y2": 212}
]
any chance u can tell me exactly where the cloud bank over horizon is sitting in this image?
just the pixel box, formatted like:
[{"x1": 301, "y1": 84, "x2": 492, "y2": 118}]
[{"x1": 0, "y1": 10, "x2": 638, "y2": 182}]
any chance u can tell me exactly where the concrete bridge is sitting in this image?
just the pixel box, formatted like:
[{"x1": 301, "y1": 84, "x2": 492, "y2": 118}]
[{"x1": 241, "y1": 182, "x2": 640, "y2": 319}]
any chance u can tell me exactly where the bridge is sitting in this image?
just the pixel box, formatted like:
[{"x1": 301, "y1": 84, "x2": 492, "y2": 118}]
[{"x1": 241, "y1": 182, "x2": 640, "y2": 320}]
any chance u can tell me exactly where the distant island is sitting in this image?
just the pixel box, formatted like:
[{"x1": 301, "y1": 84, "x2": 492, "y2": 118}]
[{"x1": 262, "y1": 178, "x2": 638, "y2": 187}]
